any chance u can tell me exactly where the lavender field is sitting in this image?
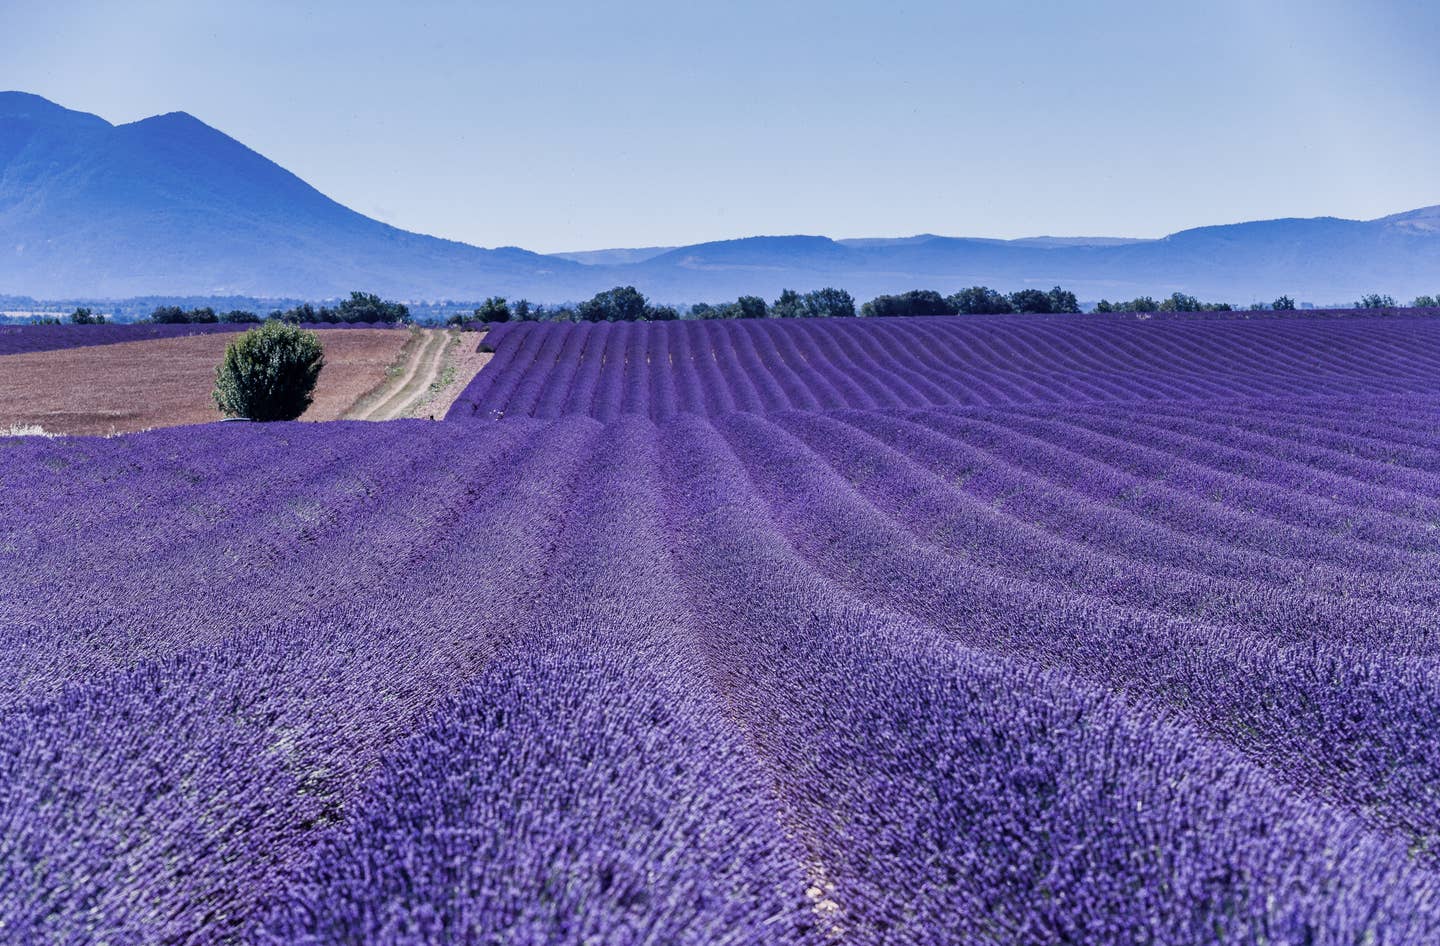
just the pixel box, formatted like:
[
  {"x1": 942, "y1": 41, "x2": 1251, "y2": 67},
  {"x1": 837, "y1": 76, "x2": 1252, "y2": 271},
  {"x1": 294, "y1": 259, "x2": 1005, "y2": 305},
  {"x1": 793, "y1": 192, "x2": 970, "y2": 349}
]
[{"x1": 5, "y1": 314, "x2": 1440, "y2": 944}]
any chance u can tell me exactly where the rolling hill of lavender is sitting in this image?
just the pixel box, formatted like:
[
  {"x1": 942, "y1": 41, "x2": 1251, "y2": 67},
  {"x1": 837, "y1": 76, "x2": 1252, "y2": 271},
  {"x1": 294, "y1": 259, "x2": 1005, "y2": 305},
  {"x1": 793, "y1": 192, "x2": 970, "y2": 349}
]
[{"x1": 6, "y1": 312, "x2": 1440, "y2": 943}]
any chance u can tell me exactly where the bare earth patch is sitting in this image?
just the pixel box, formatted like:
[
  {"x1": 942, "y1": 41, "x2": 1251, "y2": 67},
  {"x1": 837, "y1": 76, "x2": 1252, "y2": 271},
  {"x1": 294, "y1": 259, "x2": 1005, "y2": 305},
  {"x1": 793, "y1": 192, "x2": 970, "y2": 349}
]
[
  {"x1": 405, "y1": 331, "x2": 493, "y2": 420},
  {"x1": 344, "y1": 329, "x2": 493, "y2": 421},
  {"x1": 0, "y1": 329, "x2": 409, "y2": 436}
]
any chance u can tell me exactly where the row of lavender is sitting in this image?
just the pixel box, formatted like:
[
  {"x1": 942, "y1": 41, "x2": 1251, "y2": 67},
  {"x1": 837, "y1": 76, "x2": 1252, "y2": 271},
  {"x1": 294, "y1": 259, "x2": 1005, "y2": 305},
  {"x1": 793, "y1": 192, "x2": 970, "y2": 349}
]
[
  {"x1": 5, "y1": 391, "x2": 1440, "y2": 942},
  {"x1": 453, "y1": 314, "x2": 1440, "y2": 419},
  {"x1": 0, "y1": 320, "x2": 399, "y2": 356}
]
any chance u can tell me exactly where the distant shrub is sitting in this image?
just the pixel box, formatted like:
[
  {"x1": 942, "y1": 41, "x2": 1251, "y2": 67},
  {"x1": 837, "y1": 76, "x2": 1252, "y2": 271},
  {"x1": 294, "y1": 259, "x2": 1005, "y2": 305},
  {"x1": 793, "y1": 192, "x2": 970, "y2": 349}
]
[
  {"x1": 767, "y1": 287, "x2": 853, "y2": 318},
  {"x1": 272, "y1": 293, "x2": 410, "y2": 325},
  {"x1": 862, "y1": 290, "x2": 956, "y2": 318},
  {"x1": 734, "y1": 295, "x2": 768, "y2": 320},
  {"x1": 1007, "y1": 288, "x2": 1059, "y2": 313},
  {"x1": 221, "y1": 309, "x2": 261, "y2": 324},
  {"x1": 1272, "y1": 295, "x2": 1296, "y2": 311},
  {"x1": 68, "y1": 307, "x2": 106, "y2": 325},
  {"x1": 575, "y1": 286, "x2": 678, "y2": 322},
  {"x1": 331, "y1": 292, "x2": 410, "y2": 324},
  {"x1": 578, "y1": 286, "x2": 649, "y2": 322},
  {"x1": 151, "y1": 305, "x2": 221, "y2": 324},
  {"x1": 1411, "y1": 295, "x2": 1437, "y2": 308},
  {"x1": 802, "y1": 287, "x2": 857, "y2": 318},
  {"x1": 474, "y1": 297, "x2": 512, "y2": 324},
  {"x1": 770, "y1": 289, "x2": 805, "y2": 319},
  {"x1": 213, "y1": 322, "x2": 325, "y2": 422},
  {"x1": 150, "y1": 305, "x2": 189, "y2": 324},
  {"x1": 1357, "y1": 294, "x2": 1397, "y2": 309},
  {"x1": 950, "y1": 286, "x2": 1014, "y2": 314}
]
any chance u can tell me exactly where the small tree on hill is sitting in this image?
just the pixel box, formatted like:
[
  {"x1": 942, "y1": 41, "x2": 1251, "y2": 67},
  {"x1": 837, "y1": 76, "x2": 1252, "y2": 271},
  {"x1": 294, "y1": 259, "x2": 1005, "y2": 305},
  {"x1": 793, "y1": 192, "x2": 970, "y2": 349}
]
[
  {"x1": 1357, "y1": 293, "x2": 1397, "y2": 309},
  {"x1": 213, "y1": 322, "x2": 325, "y2": 421},
  {"x1": 1272, "y1": 295, "x2": 1296, "y2": 311}
]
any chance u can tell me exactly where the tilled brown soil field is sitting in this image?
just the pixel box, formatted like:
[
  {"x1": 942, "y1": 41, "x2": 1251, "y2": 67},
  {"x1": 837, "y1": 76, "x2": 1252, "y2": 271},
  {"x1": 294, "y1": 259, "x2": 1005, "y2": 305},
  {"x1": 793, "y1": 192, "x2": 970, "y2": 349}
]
[{"x1": 0, "y1": 329, "x2": 409, "y2": 436}]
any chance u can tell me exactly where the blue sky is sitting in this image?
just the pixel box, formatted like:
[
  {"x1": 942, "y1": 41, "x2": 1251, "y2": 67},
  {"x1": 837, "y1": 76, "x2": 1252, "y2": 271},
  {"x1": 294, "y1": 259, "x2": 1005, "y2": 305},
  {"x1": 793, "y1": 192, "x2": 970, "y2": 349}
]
[{"x1": 3, "y1": 0, "x2": 1437, "y2": 252}]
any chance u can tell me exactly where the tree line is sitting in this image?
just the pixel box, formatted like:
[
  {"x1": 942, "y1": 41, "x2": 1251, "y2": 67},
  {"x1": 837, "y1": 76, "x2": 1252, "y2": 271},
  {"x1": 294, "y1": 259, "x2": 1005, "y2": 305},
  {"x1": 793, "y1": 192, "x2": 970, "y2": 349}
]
[
  {"x1": 30, "y1": 287, "x2": 1440, "y2": 331},
  {"x1": 461, "y1": 284, "x2": 1115, "y2": 324},
  {"x1": 147, "y1": 292, "x2": 411, "y2": 325}
]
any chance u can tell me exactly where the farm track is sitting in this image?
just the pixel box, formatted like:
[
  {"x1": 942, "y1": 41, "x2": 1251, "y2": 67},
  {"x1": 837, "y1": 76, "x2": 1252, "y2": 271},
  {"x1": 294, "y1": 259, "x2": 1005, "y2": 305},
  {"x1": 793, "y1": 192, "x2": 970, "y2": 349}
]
[
  {"x1": 8, "y1": 314, "x2": 1440, "y2": 943},
  {"x1": 345, "y1": 328, "x2": 453, "y2": 420}
]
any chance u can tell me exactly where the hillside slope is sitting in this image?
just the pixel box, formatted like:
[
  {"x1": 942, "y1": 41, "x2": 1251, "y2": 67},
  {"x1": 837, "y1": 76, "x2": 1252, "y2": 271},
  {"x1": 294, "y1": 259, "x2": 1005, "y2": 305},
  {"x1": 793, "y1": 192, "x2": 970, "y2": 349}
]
[{"x1": 0, "y1": 92, "x2": 586, "y2": 299}]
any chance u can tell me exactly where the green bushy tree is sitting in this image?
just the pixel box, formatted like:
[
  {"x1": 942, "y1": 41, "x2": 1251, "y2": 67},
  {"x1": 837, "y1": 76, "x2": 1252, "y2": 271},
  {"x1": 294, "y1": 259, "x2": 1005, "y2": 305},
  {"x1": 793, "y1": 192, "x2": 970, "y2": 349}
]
[
  {"x1": 950, "y1": 286, "x2": 1013, "y2": 314},
  {"x1": 1046, "y1": 286, "x2": 1081, "y2": 314},
  {"x1": 861, "y1": 290, "x2": 956, "y2": 318},
  {"x1": 330, "y1": 292, "x2": 411, "y2": 324},
  {"x1": 213, "y1": 322, "x2": 325, "y2": 422},
  {"x1": 474, "y1": 296, "x2": 512, "y2": 323},
  {"x1": 770, "y1": 289, "x2": 805, "y2": 318},
  {"x1": 1007, "y1": 289, "x2": 1054, "y2": 313},
  {"x1": 1357, "y1": 293, "x2": 1397, "y2": 309},
  {"x1": 578, "y1": 286, "x2": 649, "y2": 322},
  {"x1": 68, "y1": 307, "x2": 105, "y2": 325},
  {"x1": 735, "y1": 295, "x2": 768, "y2": 319},
  {"x1": 150, "y1": 305, "x2": 189, "y2": 323},
  {"x1": 1159, "y1": 292, "x2": 1201, "y2": 312},
  {"x1": 803, "y1": 287, "x2": 856, "y2": 318},
  {"x1": 1272, "y1": 295, "x2": 1296, "y2": 311}
]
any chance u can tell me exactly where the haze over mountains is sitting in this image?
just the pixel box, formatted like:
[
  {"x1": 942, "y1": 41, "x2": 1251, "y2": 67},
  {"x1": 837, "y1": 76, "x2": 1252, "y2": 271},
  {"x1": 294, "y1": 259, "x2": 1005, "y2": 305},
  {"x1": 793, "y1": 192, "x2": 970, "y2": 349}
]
[{"x1": 4, "y1": 91, "x2": 1439, "y2": 304}]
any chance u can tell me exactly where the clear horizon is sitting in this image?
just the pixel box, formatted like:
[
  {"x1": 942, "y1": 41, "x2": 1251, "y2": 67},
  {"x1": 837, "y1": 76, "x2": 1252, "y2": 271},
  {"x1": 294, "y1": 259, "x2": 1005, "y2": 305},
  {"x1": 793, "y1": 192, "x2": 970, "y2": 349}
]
[{"x1": 3, "y1": 0, "x2": 1438, "y2": 253}]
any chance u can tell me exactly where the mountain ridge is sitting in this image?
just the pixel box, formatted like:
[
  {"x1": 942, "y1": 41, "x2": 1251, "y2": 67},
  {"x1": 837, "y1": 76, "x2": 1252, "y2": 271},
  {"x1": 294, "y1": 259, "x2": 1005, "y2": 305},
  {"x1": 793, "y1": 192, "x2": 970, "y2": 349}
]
[{"x1": 2, "y1": 92, "x2": 1438, "y2": 303}]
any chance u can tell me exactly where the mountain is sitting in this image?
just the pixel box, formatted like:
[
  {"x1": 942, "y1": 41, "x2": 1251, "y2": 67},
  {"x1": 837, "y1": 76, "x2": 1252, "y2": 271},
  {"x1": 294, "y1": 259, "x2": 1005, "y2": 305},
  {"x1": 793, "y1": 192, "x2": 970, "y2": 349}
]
[
  {"x1": 0, "y1": 92, "x2": 587, "y2": 299},
  {"x1": 587, "y1": 218, "x2": 1440, "y2": 304},
  {"x1": 2, "y1": 92, "x2": 1439, "y2": 304}
]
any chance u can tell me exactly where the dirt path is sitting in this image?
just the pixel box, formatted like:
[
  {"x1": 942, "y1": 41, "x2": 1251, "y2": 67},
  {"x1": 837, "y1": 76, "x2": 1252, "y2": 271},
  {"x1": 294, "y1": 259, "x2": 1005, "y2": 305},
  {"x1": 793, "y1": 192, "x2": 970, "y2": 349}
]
[
  {"x1": 346, "y1": 329, "x2": 440, "y2": 420},
  {"x1": 420, "y1": 333, "x2": 493, "y2": 419},
  {"x1": 343, "y1": 328, "x2": 487, "y2": 421}
]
